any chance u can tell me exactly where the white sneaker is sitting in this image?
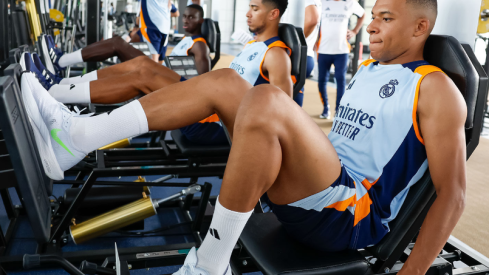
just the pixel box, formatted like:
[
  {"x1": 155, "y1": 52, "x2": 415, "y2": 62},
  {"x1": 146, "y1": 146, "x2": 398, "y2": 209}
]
[
  {"x1": 21, "y1": 73, "x2": 87, "y2": 180},
  {"x1": 173, "y1": 247, "x2": 231, "y2": 275},
  {"x1": 319, "y1": 111, "x2": 331, "y2": 119},
  {"x1": 319, "y1": 105, "x2": 331, "y2": 119}
]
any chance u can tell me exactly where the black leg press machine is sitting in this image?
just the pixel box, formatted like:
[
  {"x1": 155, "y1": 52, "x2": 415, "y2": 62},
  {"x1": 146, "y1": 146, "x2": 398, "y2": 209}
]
[{"x1": 1, "y1": 34, "x2": 489, "y2": 274}]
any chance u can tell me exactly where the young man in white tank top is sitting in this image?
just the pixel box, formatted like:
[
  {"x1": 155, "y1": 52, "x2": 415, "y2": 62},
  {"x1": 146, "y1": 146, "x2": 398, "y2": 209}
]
[{"x1": 23, "y1": 1, "x2": 467, "y2": 275}]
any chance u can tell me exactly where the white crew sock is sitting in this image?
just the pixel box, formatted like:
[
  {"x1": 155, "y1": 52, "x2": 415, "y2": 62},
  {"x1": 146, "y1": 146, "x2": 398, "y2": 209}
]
[
  {"x1": 196, "y1": 198, "x2": 253, "y2": 275},
  {"x1": 58, "y1": 49, "x2": 83, "y2": 67},
  {"x1": 59, "y1": 71, "x2": 98, "y2": 85},
  {"x1": 71, "y1": 100, "x2": 149, "y2": 153},
  {"x1": 48, "y1": 82, "x2": 91, "y2": 104}
]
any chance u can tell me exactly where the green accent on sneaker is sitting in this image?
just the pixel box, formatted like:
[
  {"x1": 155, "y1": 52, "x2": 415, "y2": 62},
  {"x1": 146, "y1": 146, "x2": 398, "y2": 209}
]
[{"x1": 51, "y1": 129, "x2": 75, "y2": 157}]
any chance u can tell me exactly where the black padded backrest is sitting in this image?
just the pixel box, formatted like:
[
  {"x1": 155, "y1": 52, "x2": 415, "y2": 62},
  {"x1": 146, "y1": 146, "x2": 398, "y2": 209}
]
[
  {"x1": 366, "y1": 35, "x2": 488, "y2": 267},
  {"x1": 278, "y1": 23, "x2": 301, "y2": 76},
  {"x1": 12, "y1": 9, "x2": 31, "y2": 47},
  {"x1": 424, "y1": 35, "x2": 479, "y2": 129},
  {"x1": 201, "y1": 18, "x2": 217, "y2": 53},
  {"x1": 0, "y1": 76, "x2": 52, "y2": 243}
]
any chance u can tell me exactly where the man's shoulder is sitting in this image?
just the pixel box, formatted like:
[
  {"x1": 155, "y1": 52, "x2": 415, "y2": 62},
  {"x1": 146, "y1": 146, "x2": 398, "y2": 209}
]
[
  {"x1": 418, "y1": 71, "x2": 465, "y2": 118},
  {"x1": 305, "y1": 0, "x2": 320, "y2": 7},
  {"x1": 190, "y1": 39, "x2": 210, "y2": 55},
  {"x1": 264, "y1": 46, "x2": 290, "y2": 62}
]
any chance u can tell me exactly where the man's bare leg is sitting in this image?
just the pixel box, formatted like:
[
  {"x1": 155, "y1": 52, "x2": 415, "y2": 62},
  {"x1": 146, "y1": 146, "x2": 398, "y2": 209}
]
[
  {"x1": 138, "y1": 82, "x2": 343, "y2": 275},
  {"x1": 219, "y1": 85, "x2": 342, "y2": 209},
  {"x1": 25, "y1": 70, "x2": 342, "y2": 275},
  {"x1": 89, "y1": 60, "x2": 183, "y2": 103},
  {"x1": 96, "y1": 55, "x2": 180, "y2": 80},
  {"x1": 81, "y1": 36, "x2": 146, "y2": 62}
]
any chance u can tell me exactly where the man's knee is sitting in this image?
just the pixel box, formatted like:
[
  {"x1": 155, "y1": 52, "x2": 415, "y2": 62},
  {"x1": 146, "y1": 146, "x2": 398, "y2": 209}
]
[
  {"x1": 133, "y1": 55, "x2": 152, "y2": 67},
  {"x1": 136, "y1": 65, "x2": 156, "y2": 83},
  {"x1": 211, "y1": 69, "x2": 248, "y2": 86},
  {"x1": 112, "y1": 36, "x2": 126, "y2": 50},
  {"x1": 236, "y1": 85, "x2": 290, "y2": 132}
]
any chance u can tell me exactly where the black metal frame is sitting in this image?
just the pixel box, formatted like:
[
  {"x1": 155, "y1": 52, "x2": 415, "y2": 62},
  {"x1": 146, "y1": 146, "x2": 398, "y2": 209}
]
[
  {"x1": 85, "y1": 0, "x2": 99, "y2": 72},
  {"x1": 0, "y1": 73, "x2": 219, "y2": 271},
  {"x1": 211, "y1": 21, "x2": 221, "y2": 69}
]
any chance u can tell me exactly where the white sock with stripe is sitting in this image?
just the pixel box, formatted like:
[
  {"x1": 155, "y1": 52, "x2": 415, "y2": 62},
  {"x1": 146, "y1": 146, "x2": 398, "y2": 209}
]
[
  {"x1": 71, "y1": 100, "x2": 148, "y2": 153},
  {"x1": 58, "y1": 49, "x2": 83, "y2": 67},
  {"x1": 48, "y1": 82, "x2": 91, "y2": 104},
  {"x1": 196, "y1": 198, "x2": 252, "y2": 275},
  {"x1": 59, "y1": 71, "x2": 98, "y2": 85}
]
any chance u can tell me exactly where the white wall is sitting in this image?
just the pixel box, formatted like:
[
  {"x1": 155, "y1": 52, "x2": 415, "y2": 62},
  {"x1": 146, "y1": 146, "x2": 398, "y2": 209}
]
[
  {"x1": 211, "y1": 0, "x2": 235, "y2": 43},
  {"x1": 362, "y1": 0, "x2": 482, "y2": 50},
  {"x1": 218, "y1": 0, "x2": 307, "y2": 43},
  {"x1": 280, "y1": 0, "x2": 305, "y2": 27},
  {"x1": 432, "y1": 0, "x2": 481, "y2": 49},
  {"x1": 233, "y1": 0, "x2": 250, "y2": 41}
]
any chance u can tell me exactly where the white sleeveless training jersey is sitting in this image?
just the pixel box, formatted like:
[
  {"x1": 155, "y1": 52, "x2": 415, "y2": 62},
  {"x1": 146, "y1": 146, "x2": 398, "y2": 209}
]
[
  {"x1": 141, "y1": 0, "x2": 171, "y2": 34},
  {"x1": 328, "y1": 59, "x2": 443, "y2": 229},
  {"x1": 170, "y1": 36, "x2": 207, "y2": 56},
  {"x1": 229, "y1": 37, "x2": 290, "y2": 86}
]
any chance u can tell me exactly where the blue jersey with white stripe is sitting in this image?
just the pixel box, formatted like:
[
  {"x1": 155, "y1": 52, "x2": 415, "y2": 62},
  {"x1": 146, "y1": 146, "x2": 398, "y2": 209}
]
[{"x1": 328, "y1": 59, "x2": 443, "y2": 230}]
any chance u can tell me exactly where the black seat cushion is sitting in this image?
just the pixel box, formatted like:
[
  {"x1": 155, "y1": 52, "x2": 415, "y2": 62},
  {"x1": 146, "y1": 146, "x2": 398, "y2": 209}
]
[
  {"x1": 171, "y1": 129, "x2": 230, "y2": 156},
  {"x1": 240, "y1": 213, "x2": 371, "y2": 275},
  {"x1": 202, "y1": 19, "x2": 217, "y2": 53},
  {"x1": 278, "y1": 23, "x2": 301, "y2": 76}
]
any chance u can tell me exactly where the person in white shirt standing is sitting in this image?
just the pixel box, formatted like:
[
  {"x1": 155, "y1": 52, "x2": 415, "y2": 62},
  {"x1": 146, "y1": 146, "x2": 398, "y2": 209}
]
[
  {"x1": 294, "y1": 0, "x2": 321, "y2": 107},
  {"x1": 187, "y1": 0, "x2": 200, "y2": 5},
  {"x1": 317, "y1": 0, "x2": 364, "y2": 119}
]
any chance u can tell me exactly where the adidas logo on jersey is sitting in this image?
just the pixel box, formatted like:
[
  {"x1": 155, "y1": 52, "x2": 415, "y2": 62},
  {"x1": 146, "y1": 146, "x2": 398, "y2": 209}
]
[
  {"x1": 209, "y1": 228, "x2": 220, "y2": 240},
  {"x1": 346, "y1": 79, "x2": 356, "y2": 91}
]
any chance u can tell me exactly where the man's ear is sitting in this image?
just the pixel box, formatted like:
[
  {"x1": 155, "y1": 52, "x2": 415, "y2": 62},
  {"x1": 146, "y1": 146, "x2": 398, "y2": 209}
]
[
  {"x1": 414, "y1": 18, "x2": 430, "y2": 37},
  {"x1": 269, "y1": 8, "x2": 280, "y2": 21}
]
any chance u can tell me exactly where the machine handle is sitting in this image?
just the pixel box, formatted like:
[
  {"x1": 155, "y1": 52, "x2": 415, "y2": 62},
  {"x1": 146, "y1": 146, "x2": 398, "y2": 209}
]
[{"x1": 482, "y1": 9, "x2": 489, "y2": 21}]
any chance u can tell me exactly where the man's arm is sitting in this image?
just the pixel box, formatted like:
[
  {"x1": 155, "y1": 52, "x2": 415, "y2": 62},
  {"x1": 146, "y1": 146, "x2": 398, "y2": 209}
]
[
  {"x1": 189, "y1": 41, "x2": 211, "y2": 75},
  {"x1": 170, "y1": 3, "x2": 180, "y2": 17},
  {"x1": 262, "y1": 47, "x2": 293, "y2": 97},
  {"x1": 347, "y1": 14, "x2": 365, "y2": 40},
  {"x1": 304, "y1": 4, "x2": 320, "y2": 38},
  {"x1": 398, "y1": 72, "x2": 467, "y2": 275}
]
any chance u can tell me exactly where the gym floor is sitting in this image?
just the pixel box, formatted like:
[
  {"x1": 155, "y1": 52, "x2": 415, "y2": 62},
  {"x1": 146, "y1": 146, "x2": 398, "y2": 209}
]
[{"x1": 1, "y1": 44, "x2": 488, "y2": 274}]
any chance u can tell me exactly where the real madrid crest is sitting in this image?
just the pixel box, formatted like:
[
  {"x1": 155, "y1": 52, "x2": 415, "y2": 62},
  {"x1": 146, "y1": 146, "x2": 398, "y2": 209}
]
[
  {"x1": 379, "y1": 79, "x2": 399, "y2": 99},
  {"x1": 248, "y1": 52, "x2": 259, "y2": 61}
]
